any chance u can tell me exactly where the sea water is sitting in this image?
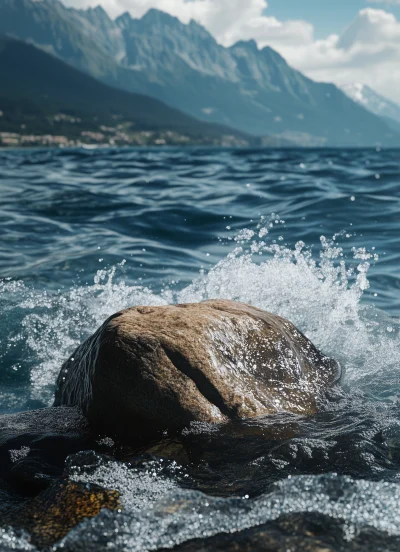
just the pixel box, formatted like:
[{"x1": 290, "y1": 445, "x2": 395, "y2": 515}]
[{"x1": 1, "y1": 147, "x2": 400, "y2": 550}]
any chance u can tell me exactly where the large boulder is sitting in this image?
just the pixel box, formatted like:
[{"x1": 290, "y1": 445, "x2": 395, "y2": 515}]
[{"x1": 54, "y1": 300, "x2": 340, "y2": 440}]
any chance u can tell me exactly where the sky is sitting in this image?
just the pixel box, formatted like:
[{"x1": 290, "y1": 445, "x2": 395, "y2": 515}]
[
  {"x1": 267, "y1": 0, "x2": 400, "y2": 38},
  {"x1": 61, "y1": 0, "x2": 400, "y2": 103}
]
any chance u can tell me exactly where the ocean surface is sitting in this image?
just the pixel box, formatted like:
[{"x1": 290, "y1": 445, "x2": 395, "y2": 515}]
[{"x1": 1, "y1": 146, "x2": 400, "y2": 550}]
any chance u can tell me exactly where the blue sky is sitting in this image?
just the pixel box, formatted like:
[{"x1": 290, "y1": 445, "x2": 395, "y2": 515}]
[{"x1": 267, "y1": 0, "x2": 400, "y2": 37}]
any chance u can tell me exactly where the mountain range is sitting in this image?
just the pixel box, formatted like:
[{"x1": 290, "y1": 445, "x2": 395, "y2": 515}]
[
  {"x1": 0, "y1": 37, "x2": 264, "y2": 147},
  {"x1": 1, "y1": 0, "x2": 400, "y2": 147}
]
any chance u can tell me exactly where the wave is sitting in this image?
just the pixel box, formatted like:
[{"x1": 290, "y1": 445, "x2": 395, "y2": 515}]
[{"x1": 1, "y1": 224, "x2": 399, "y2": 412}]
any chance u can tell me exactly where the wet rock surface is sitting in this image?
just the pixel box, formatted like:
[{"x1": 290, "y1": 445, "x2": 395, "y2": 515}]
[
  {"x1": 0, "y1": 400, "x2": 399, "y2": 550},
  {"x1": 3, "y1": 478, "x2": 120, "y2": 548},
  {"x1": 0, "y1": 410, "x2": 121, "y2": 549},
  {"x1": 2, "y1": 302, "x2": 397, "y2": 551},
  {"x1": 54, "y1": 300, "x2": 340, "y2": 440},
  {"x1": 0, "y1": 407, "x2": 92, "y2": 495}
]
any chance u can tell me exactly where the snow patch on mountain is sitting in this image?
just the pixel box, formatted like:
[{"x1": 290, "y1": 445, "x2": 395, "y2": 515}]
[{"x1": 341, "y1": 83, "x2": 400, "y2": 124}]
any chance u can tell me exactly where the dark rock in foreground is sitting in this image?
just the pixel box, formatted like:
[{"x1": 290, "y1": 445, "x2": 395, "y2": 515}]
[
  {"x1": 4, "y1": 478, "x2": 120, "y2": 548},
  {"x1": 54, "y1": 300, "x2": 340, "y2": 441},
  {"x1": 0, "y1": 411, "x2": 120, "y2": 548},
  {"x1": 0, "y1": 407, "x2": 92, "y2": 494}
]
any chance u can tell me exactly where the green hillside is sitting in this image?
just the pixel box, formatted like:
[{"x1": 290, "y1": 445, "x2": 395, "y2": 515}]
[{"x1": 0, "y1": 38, "x2": 263, "y2": 147}]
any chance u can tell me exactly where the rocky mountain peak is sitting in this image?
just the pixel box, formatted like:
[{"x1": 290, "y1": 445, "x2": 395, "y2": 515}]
[
  {"x1": 231, "y1": 39, "x2": 259, "y2": 52},
  {"x1": 115, "y1": 11, "x2": 132, "y2": 28},
  {"x1": 141, "y1": 8, "x2": 182, "y2": 27},
  {"x1": 0, "y1": 0, "x2": 398, "y2": 146}
]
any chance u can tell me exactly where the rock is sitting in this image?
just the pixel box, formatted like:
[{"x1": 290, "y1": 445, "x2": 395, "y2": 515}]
[
  {"x1": 0, "y1": 407, "x2": 90, "y2": 450},
  {"x1": 4, "y1": 478, "x2": 120, "y2": 548},
  {"x1": 0, "y1": 407, "x2": 93, "y2": 493},
  {"x1": 54, "y1": 300, "x2": 340, "y2": 441}
]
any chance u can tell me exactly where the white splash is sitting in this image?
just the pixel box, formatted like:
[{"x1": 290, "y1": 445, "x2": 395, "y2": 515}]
[
  {"x1": 69, "y1": 459, "x2": 179, "y2": 512},
  {"x1": 3, "y1": 226, "x2": 400, "y2": 406}
]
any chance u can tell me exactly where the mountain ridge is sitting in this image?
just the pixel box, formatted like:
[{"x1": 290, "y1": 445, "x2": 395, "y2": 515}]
[
  {"x1": 0, "y1": 36, "x2": 273, "y2": 147},
  {"x1": 0, "y1": 0, "x2": 399, "y2": 146}
]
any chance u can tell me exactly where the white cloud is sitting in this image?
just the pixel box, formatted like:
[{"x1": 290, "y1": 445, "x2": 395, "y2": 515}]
[
  {"x1": 61, "y1": 0, "x2": 400, "y2": 103},
  {"x1": 282, "y1": 9, "x2": 400, "y2": 104},
  {"x1": 62, "y1": 0, "x2": 313, "y2": 49}
]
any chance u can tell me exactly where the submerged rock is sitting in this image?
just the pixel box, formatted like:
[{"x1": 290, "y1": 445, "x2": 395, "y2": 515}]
[
  {"x1": 54, "y1": 300, "x2": 340, "y2": 440},
  {"x1": 4, "y1": 478, "x2": 120, "y2": 548},
  {"x1": 0, "y1": 407, "x2": 92, "y2": 494}
]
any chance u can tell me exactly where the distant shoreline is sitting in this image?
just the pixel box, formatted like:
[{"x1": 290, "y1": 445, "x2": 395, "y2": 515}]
[{"x1": 0, "y1": 144, "x2": 397, "y2": 152}]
